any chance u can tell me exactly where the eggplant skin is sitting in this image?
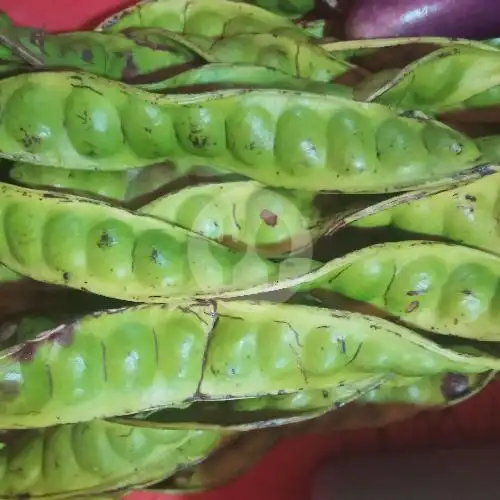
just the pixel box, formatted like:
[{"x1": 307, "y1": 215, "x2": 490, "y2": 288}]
[{"x1": 345, "y1": 0, "x2": 500, "y2": 39}]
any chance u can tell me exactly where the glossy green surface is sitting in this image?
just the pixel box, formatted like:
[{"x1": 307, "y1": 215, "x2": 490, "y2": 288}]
[
  {"x1": 0, "y1": 71, "x2": 487, "y2": 193},
  {"x1": 300, "y1": 240, "x2": 500, "y2": 340},
  {"x1": 0, "y1": 182, "x2": 304, "y2": 302},
  {"x1": 0, "y1": 420, "x2": 221, "y2": 498},
  {"x1": 0, "y1": 300, "x2": 497, "y2": 429}
]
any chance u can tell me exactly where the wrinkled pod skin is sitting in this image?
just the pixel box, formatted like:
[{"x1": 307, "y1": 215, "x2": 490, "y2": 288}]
[
  {"x1": 0, "y1": 22, "x2": 204, "y2": 82},
  {"x1": 95, "y1": 0, "x2": 310, "y2": 40},
  {"x1": 9, "y1": 162, "x2": 232, "y2": 204},
  {"x1": 359, "y1": 45, "x2": 500, "y2": 113},
  {"x1": 174, "y1": 32, "x2": 366, "y2": 85},
  {"x1": 113, "y1": 370, "x2": 492, "y2": 431},
  {"x1": 0, "y1": 420, "x2": 223, "y2": 498},
  {"x1": 0, "y1": 300, "x2": 498, "y2": 429},
  {"x1": 0, "y1": 182, "x2": 314, "y2": 303},
  {"x1": 0, "y1": 71, "x2": 490, "y2": 193},
  {"x1": 297, "y1": 240, "x2": 500, "y2": 340}
]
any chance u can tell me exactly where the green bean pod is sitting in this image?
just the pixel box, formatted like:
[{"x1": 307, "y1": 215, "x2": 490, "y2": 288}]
[
  {"x1": 299, "y1": 240, "x2": 500, "y2": 340},
  {"x1": 178, "y1": 32, "x2": 366, "y2": 83},
  {"x1": 1, "y1": 300, "x2": 499, "y2": 429},
  {"x1": 0, "y1": 24, "x2": 203, "y2": 82},
  {"x1": 96, "y1": 0, "x2": 307, "y2": 39},
  {"x1": 0, "y1": 420, "x2": 222, "y2": 498},
  {"x1": 362, "y1": 45, "x2": 500, "y2": 112},
  {"x1": 0, "y1": 182, "x2": 308, "y2": 302},
  {"x1": 0, "y1": 71, "x2": 489, "y2": 193},
  {"x1": 141, "y1": 62, "x2": 355, "y2": 96}
]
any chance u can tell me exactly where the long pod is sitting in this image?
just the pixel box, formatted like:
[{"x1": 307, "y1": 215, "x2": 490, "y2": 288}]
[
  {"x1": 299, "y1": 240, "x2": 500, "y2": 340},
  {"x1": 177, "y1": 32, "x2": 366, "y2": 84},
  {"x1": 0, "y1": 71, "x2": 489, "y2": 193},
  {"x1": 0, "y1": 420, "x2": 222, "y2": 498},
  {"x1": 1, "y1": 300, "x2": 499, "y2": 429},
  {"x1": 0, "y1": 182, "x2": 309, "y2": 302},
  {"x1": 361, "y1": 45, "x2": 500, "y2": 112},
  {"x1": 0, "y1": 24, "x2": 203, "y2": 82},
  {"x1": 96, "y1": 0, "x2": 308, "y2": 39}
]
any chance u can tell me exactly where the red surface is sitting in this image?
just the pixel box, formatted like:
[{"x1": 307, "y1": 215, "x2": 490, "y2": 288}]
[{"x1": 2, "y1": 1, "x2": 500, "y2": 498}]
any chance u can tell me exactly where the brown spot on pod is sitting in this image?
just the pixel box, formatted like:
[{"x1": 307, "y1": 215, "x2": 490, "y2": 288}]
[
  {"x1": 81, "y1": 49, "x2": 93, "y2": 62},
  {"x1": 48, "y1": 323, "x2": 76, "y2": 347},
  {"x1": 12, "y1": 342, "x2": 38, "y2": 363},
  {"x1": 406, "y1": 301, "x2": 419, "y2": 313},
  {"x1": 464, "y1": 194, "x2": 477, "y2": 202},
  {"x1": 441, "y1": 373, "x2": 470, "y2": 401},
  {"x1": 260, "y1": 210, "x2": 278, "y2": 227},
  {"x1": 29, "y1": 29, "x2": 46, "y2": 52},
  {"x1": 122, "y1": 53, "x2": 139, "y2": 80},
  {"x1": 98, "y1": 230, "x2": 116, "y2": 248}
]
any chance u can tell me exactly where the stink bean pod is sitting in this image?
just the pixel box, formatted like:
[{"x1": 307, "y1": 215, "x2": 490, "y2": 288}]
[
  {"x1": 0, "y1": 182, "x2": 306, "y2": 302},
  {"x1": 1, "y1": 300, "x2": 498, "y2": 429},
  {"x1": 363, "y1": 45, "x2": 500, "y2": 112},
  {"x1": 0, "y1": 71, "x2": 488, "y2": 193},
  {"x1": 0, "y1": 23, "x2": 203, "y2": 82},
  {"x1": 300, "y1": 240, "x2": 500, "y2": 340},
  {"x1": 231, "y1": 0, "x2": 315, "y2": 18},
  {"x1": 96, "y1": 0, "x2": 307, "y2": 39},
  {"x1": 179, "y1": 32, "x2": 366, "y2": 84},
  {"x1": 141, "y1": 62, "x2": 355, "y2": 96},
  {"x1": 0, "y1": 420, "x2": 222, "y2": 498}
]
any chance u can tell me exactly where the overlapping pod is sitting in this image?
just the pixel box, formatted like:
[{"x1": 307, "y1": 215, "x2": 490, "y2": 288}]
[
  {"x1": 96, "y1": 0, "x2": 308, "y2": 39},
  {"x1": 1, "y1": 300, "x2": 499, "y2": 429},
  {"x1": 360, "y1": 44, "x2": 500, "y2": 112},
  {"x1": 0, "y1": 71, "x2": 490, "y2": 193},
  {"x1": 113, "y1": 370, "x2": 492, "y2": 431},
  {"x1": 141, "y1": 62, "x2": 356, "y2": 94},
  {"x1": 0, "y1": 182, "x2": 312, "y2": 302},
  {"x1": 0, "y1": 23, "x2": 203, "y2": 81},
  {"x1": 0, "y1": 420, "x2": 223, "y2": 498},
  {"x1": 352, "y1": 171, "x2": 500, "y2": 257},
  {"x1": 299, "y1": 240, "x2": 500, "y2": 340},
  {"x1": 177, "y1": 32, "x2": 366, "y2": 84}
]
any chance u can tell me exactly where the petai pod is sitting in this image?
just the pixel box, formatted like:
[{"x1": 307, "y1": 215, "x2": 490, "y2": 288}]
[
  {"x1": 0, "y1": 420, "x2": 222, "y2": 498},
  {"x1": 359, "y1": 370, "x2": 495, "y2": 406},
  {"x1": 0, "y1": 71, "x2": 490, "y2": 193},
  {"x1": 1, "y1": 300, "x2": 499, "y2": 428},
  {"x1": 0, "y1": 182, "x2": 305, "y2": 302},
  {"x1": 0, "y1": 23, "x2": 202, "y2": 82},
  {"x1": 141, "y1": 62, "x2": 355, "y2": 96},
  {"x1": 10, "y1": 163, "x2": 194, "y2": 204},
  {"x1": 351, "y1": 171, "x2": 500, "y2": 257},
  {"x1": 361, "y1": 45, "x2": 500, "y2": 112},
  {"x1": 299, "y1": 240, "x2": 500, "y2": 340},
  {"x1": 111, "y1": 375, "x2": 387, "y2": 431},
  {"x1": 178, "y1": 32, "x2": 366, "y2": 84},
  {"x1": 230, "y1": 0, "x2": 315, "y2": 18},
  {"x1": 96, "y1": 0, "x2": 308, "y2": 39}
]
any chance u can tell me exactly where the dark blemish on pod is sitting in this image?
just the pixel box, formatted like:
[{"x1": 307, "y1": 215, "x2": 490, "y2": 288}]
[
  {"x1": 12, "y1": 343, "x2": 38, "y2": 363},
  {"x1": 98, "y1": 231, "x2": 116, "y2": 248},
  {"x1": 42, "y1": 192, "x2": 64, "y2": 200},
  {"x1": 322, "y1": 389, "x2": 330, "y2": 398},
  {"x1": 77, "y1": 111, "x2": 90, "y2": 125},
  {"x1": 49, "y1": 324, "x2": 77, "y2": 347},
  {"x1": 122, "y1": 53, "x2": 139, "y2": 80},
  {"x1": 441, "y1": 372, "x2": 469, "y2": 400},
  {"x1": 150, "y1": 248, "x2": 163, "y2": 264},
  {"x1": 406, "y1": 301, "x2": 419, "y2": 313},
  {"x1": 407, "y1": 290, "x2": 424, "y2": 296},
  {"x1": 63, "y1": 272, "x2": 70, "y2": 281},
  {"x1": 465, "y1": 194, "x2": 477, "y2": 202},
  {"x1": 81, "y1": 49, "x2": 94, "y2": 63},
  {"x1": 29, "y1": 30, "x2": 46, "y2": 52},
  {"x1": 260, "y1": 209, "x2": 278, "y2": 227},
  {"x1": 70, "y1": 83, "x2": 104, "y2": 96}
]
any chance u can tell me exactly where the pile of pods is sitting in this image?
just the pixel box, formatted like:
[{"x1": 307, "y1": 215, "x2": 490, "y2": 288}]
[{"x1": 1, "y1": 0, "x2": 500, "y2": 497}]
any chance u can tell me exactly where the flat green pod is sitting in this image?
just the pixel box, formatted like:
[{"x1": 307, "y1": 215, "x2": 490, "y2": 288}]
[
  {"x1": 96, "y1": 0, "x2": 307, "y2": 39},
  {"x1": 137, "y1": 180, "x2": 463, "y2": 257},
  {"x1": 111, "y1": 374, "x2": 387, "y2": 430},
  {"x1": 0, "y1": 24, "x2": 203, "y2": 82},
  {"x1": 141, "y1": 62, "x2": 355, "y2": 96},
  {"x1": 1, "y1": 300, "x2": 497, "y2": 429},
  {"x1": 179, "y1": 32, "x2": 366, "y2": 84},
  {"x1": 361, "y1": 45, "x2": 500, "y2": 113},
  {"x1": 9, "y1": 163, "x2": 193, "y2": 204},
  {"x1": 0, "y1": 182, "x2": 308, "y2": 302},
  {"x1": 0, "y1": 71, "x2": 488, "y2": 193},
  {"x1": 0, "y1": 420, "x2": 222, "y2": 498},
  {"x1": 299, "y1": 240, "x2": 500, "y2": 340},
  {"x1": 351, "y1": 159, "x2": 500, "y2": 256}
]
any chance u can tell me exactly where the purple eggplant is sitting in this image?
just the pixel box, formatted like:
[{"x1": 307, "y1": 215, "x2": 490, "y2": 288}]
[{"x1": 345, "y1": 0, "x2": 500, "y2": 40}]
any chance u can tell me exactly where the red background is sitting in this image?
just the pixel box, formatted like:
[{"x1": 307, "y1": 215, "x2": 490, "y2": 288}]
[{"x1": 2, "y1": 0, "x2": 500, "y2": 498}]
